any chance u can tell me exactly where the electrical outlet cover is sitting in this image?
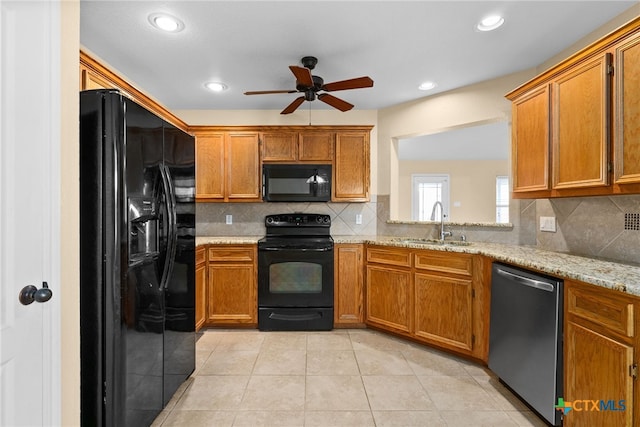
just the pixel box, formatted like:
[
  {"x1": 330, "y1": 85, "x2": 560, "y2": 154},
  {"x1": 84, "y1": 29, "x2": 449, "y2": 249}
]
[{"x1": 540, "y1": 216, "x2": 556, "y2": 232}]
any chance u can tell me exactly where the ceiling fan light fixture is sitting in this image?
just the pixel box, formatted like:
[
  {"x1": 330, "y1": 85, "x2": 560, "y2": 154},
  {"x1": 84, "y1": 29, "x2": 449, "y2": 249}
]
[
  {"x1": 148, "y1": 13, "x2": 185, "y2": 33},
  {"x1": 205, "y1": 82, "x2": 228, "y2": 92},
  {"x1": 418, "y1": 81, "x2": 437, "y2": 91},
  {"x1": 476, "y1": 15, "x2": 504, "y2": 32}
]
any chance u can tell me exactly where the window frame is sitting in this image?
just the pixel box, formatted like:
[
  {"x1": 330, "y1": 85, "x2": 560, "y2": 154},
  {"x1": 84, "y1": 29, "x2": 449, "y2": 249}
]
[
  {"x1": 496, "y1": 175, "x2": 510, "y2": 224},
  {"x1": 411, "y1": 174, "x2": 450, "y2": 221}
]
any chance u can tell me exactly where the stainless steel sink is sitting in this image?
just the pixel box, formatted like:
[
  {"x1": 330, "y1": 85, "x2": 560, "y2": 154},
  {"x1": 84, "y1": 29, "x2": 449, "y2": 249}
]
[{"x1": 392, "y1": 238, "x2": 472, "y2": 246}]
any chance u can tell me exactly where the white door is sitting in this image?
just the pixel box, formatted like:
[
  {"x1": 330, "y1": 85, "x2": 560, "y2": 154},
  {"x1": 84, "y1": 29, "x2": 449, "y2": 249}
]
[{"x1": 0, "y1": 1, "x2": 61, "y2": 425}]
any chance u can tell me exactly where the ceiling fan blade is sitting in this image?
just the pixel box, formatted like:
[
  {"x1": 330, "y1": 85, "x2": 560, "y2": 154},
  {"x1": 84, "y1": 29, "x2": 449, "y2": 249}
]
[
  {"x1": 281, "y1": 96, "x2": 306, "y2": 115},
  {"x1": 289, "y1": 65, "x2": 314, "y2": 87},
  {"x1": 244, "y1": 90, "x2": 297, "y2": 95},
  {"x1": 318, "y1": 93, "x2": 354, "y2": 112},
  {"x1": 322, "y1": 76, "x2": 374, "y2": 92}
]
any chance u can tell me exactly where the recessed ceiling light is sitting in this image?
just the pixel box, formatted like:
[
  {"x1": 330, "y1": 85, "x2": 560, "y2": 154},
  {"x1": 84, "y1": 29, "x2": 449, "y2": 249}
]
[
  {"x1": 205, "y1": 82, "x2": 228, "y2": 92},
  {"x1": 476, "y1": 15, "x2": 504, "y2": 32},
  {"x1": 418, "y1": 81, "x2": 437, "y2": 91},
  {"x1": 148, "y1": 13, "x2": 185, "y2": 33}
]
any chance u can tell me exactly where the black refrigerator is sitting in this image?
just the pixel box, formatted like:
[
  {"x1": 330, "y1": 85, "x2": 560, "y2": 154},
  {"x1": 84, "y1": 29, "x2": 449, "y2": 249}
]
[{"x1": 80, "y1": 90, "x2": 196, "y2": 426}]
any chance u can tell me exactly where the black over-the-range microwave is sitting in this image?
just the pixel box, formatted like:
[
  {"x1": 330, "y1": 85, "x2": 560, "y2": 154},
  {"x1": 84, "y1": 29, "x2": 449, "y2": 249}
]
[{"x1": 262, "y1": 164, "x2": 332, "y2": 202}]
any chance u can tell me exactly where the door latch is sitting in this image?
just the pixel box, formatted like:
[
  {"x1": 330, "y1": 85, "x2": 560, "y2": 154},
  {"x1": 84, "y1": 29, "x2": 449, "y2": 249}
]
[{"x1": 18, "y1": 281, "x2": 52, "y2": 305}]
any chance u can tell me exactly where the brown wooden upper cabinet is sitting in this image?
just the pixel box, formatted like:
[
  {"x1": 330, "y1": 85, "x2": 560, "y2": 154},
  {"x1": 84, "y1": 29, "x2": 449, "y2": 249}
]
[
  {"x1": 511, "y1": 85, "x2": 550, "y2": 193},
  {"x1": 195, "y1": 131, "x2": 262, "y2": 202},
  {"x1": 261, "y1": 131, "x2": 334, "y2": 163},
  {"x1": 614, "y1": 30, "x2": 640, "y2": 186},
  {"x1": 80, "y1": 51, "x2": 189, "y2": 132},
  {"x1": 80, "y1": 64, "x2": 113, "y2": 91},
  {"x1": 507, "y1": 19, "x2": 640, "y2": 198},
  {"x1": 551, "y1": 52, "x2": 611, "y2": 191},
  {"x1": 334, "y1": 131, "x2": 370, "y2": 202}
]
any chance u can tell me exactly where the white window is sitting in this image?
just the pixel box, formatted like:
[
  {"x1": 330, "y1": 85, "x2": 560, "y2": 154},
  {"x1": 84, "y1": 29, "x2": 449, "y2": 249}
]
[
  {"x1": 411, "y1": 174, "x2": 450, "y2": 221},
  {"x1": 496, "y1": 176, "x2": 509, "y2": 223}
]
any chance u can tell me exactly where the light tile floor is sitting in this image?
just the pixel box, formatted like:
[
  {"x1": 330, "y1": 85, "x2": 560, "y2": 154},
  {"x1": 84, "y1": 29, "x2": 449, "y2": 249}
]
[{"x1": 152, "y1": 329, "x2": 548, "y2": 427}]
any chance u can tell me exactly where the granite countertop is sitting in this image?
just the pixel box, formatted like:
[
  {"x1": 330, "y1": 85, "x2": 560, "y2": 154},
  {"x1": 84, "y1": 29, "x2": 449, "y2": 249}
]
[
  {"x1": 196, "y1": 236, "x2": 262, "y2": 245},
  {"x1": 359, "y1": 236, "x2": 640, "y2": 297},
  {"x1": 198, "y1": 235, "x2": 640, "y2": 297}
]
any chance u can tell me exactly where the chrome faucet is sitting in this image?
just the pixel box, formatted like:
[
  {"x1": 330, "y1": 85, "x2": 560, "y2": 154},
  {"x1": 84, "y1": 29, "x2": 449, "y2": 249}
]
[{"x1": 430, "y1": 201, "x2": 452, "y2": 241}]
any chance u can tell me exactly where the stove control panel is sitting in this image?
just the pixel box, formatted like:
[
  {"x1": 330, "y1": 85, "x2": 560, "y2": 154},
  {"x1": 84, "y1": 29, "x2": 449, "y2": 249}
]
[{"x1": 265, "y1": 213, "x2": 331, "y2": 227}]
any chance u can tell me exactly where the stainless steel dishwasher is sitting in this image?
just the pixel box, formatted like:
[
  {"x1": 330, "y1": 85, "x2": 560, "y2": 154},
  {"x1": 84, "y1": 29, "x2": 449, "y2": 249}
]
[{"x1": 489, "y1": 262, "x2": 563, "y2": 426}]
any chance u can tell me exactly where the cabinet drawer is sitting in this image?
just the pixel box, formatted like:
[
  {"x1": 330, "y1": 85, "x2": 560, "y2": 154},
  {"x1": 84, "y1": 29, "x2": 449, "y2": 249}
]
[
  {"x1": 208, "y1": 245, "x2": 255, "y2": 262},
  {"x1": 366, "y1": 247, "x2": 411, "y2": 267},
  {"x1": 567, "y1": 282, "x2": 634, "y2": 338},
  {"x1": 196, "y1": 246, "x2": 206, "y2": 265},
  {"x1": 414, "y1": 251, "x2": 473, "y2": 277}
]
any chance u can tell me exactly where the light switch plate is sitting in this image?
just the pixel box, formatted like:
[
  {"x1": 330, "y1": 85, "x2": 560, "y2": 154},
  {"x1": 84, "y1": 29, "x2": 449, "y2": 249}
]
[
  {"x1": 355, "y1": 214, "x2": 363, "y2": 225},
  {"x1": 540, "y1": 216, "x2": 556, "y2": 232},
  {"x1": 225, "y1": 214, "x2": 233, "y2": 225}
]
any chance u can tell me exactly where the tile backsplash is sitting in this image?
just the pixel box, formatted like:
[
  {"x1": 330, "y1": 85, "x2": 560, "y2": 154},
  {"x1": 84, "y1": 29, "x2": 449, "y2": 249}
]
[
  {"x1": 533, "y1": 194, "x2": 640, "y2": 265},
  {"x1": 196, "y1": 198, "x2": 378, "y2": 237},
  {"x1": 196, "y1": 193, "x2": 640, "y2": 265}
]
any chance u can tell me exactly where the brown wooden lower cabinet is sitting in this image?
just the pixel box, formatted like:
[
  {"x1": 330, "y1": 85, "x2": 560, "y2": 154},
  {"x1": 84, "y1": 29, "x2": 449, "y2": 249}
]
[
  {"x1": 195, "y1": 245, "x2": 207, "y2": 331},
  {"x1": 564, "y1": 279, "x2": 636, "y2": 427},
  {"x1": 364, "y1": 245, "x2": 488, "y2": 361},
  {"x1": 366, "y1": 264, "x2": 413, "y2": 334},
  {"x1": 206, "y1": 244, "x2": 257, "y2": 326},
  {"x1": 413, "y1": 250, "x2": 477, "y2": 355},
  {"x1": 414, "y1": 271, "x2": 473, "y2": 352},
  {"x1": 334, "y1": 244, "x2": 365, "y2": 326}
]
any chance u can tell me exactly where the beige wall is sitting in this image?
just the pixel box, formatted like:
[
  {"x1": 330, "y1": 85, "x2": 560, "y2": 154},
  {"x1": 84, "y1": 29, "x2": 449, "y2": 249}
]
[
  {"x1": 61, "y1": 1, "x2": 80, "y2": 425},
  {"x1": 376, "y1": 69, "x2": 535, "y2": 219},
  {"x1": 398, "y1": 159, "x2": 508, "y2": 223}
]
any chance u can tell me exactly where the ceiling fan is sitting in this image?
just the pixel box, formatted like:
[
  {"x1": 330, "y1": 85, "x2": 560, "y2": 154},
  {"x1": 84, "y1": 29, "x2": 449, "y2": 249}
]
[{"x1": 244, "y1": 56, "x2": 374, "y2": 115}]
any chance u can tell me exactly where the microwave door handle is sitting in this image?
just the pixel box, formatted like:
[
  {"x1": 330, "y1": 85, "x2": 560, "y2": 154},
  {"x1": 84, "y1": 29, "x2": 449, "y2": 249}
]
[{"x1": 311, "y1": 170, "x2": 318, "y2": 196}]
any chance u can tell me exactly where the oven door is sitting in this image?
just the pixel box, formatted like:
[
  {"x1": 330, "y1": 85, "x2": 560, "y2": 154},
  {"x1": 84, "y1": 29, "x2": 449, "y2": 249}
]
[{"x1": 258, "y1": 246, "x2": 334, "y2": 308}]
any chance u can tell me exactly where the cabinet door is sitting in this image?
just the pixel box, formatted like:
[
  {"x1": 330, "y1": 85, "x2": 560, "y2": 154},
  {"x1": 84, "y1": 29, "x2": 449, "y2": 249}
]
[
  {"x1": 80, "y1": 66, "x2": 112, "y2": 91},
  {"x1": 334, "y1": 244, "x2": 364, "y2": 325},
  {"x1": 614, "y1": 32, "x2": 640, "y2": 185},
  {"x1": 414, "y1": 272, "x2": 473, "y2": 353},
  {"x1": 365, "y1": 265, "x2": 412, "y2": 333},
  {"x1": 207, "y1": 263, "x2": 256, "y2": 324},
  {"x1": 565, "y1": 321, "x2": 634, "y2": 427},
  {"x1": 511, "y1": 85, "x2": 550, "y2": 193},
  {"x1": 552, "y1": 53, "x2": 611, "y2": 190},
  {"x1": 226, "y1": 132, "x2": 261, "y2": 200},
  {"x1": 262, "y1": 132, "x2": 297, "y2": 162},
  {"x1": 195, "y1": 248, "x2": 206, "y2": 331},
  {"x1": 334, "y1": 131, "x2": 370, "y2": 201},
  {"x1": 195, "y1": 133, "x2": 225, "y2": 200},
  {"x1": 298, "y1": 131, "x2": 334, "y2": 162}
]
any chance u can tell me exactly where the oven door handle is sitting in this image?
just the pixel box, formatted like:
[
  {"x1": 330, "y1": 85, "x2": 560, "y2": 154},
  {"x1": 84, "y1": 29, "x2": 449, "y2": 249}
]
[
  {"x1": 269, "y1": 312, "x2": 322, "y2": 321},
  {"x1": 259, "y1": 247, "x2": 333, "y2": 252}
]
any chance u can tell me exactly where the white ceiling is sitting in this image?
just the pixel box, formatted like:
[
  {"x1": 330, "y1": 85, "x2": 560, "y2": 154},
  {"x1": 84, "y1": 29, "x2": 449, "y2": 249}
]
[
  {"x1": 80, "y1": 1, "x2": 637, "y2": 112},
  {"x1": 399, "y1": 121, "x2": 509, "y2": 160}
]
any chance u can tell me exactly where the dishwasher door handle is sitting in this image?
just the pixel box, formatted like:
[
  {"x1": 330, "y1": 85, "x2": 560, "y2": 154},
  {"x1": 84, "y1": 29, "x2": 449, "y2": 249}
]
[{"x1": 496, "y1": 268, "x2": 555, "y2": 292}]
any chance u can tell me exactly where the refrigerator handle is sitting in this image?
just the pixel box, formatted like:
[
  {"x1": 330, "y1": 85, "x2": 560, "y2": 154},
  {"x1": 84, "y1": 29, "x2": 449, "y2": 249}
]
[{"x1": 159, "y1": 164, "x2": 178, "y2": 290}]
